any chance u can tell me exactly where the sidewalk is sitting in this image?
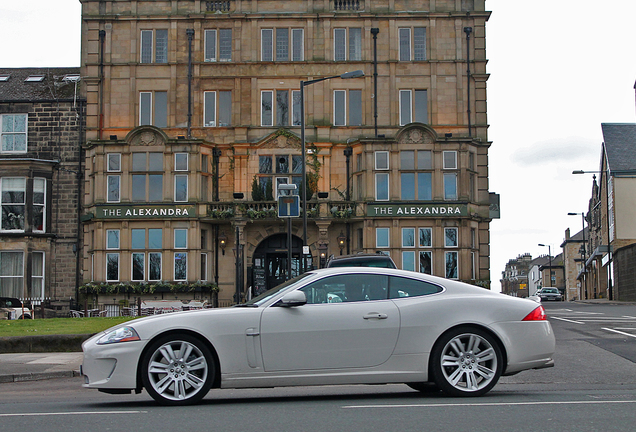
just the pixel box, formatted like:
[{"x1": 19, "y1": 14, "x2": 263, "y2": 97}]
[{"x1": 0, "y1": 352, "x2": 83, "y2": 384}]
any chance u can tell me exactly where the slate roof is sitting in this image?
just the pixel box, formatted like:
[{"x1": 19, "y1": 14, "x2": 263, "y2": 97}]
[
  {"x1": 0, "y1": 67, "x2": 81, "y2": 102},
  {"x1": 601, "y1": 123, "x2": 636, "y2": 173}
]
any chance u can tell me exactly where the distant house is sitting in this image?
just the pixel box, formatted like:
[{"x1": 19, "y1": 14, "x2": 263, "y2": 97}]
[{"x1": 0, "y1": 68, "x2": 84, "y2": 306}]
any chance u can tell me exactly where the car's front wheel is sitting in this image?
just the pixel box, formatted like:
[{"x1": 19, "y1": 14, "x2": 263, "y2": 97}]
[
  {"x1": 430, "y1": 327, "x2": 503, "y2": 397},
  {"x1": 141, "y1": 334, "x2": 215, "y2": 405}
]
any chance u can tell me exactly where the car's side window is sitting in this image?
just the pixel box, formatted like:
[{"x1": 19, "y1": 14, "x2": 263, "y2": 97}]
[
  {"x1": 300, "y1": 274, "x2": 389, "y2": 304},
  {"x1": 388, "y1": 276, "x2": 442, "y2": 299}
]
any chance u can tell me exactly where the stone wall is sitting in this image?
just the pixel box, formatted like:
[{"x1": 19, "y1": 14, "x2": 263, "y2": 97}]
[{"x1": 615, "y1": 243, "x2": 636, "y2": 301}]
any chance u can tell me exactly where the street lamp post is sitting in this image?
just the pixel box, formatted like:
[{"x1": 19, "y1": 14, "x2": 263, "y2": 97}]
[
  {"x1": 568, "y1": 212, "x2": 588, "y2": 300},
  {"x1": 300, "y1": 70, "x2": 364, "y2": 272},
  {"x1": 538, "y1": 243, "x2": 553, "y2": 289}
]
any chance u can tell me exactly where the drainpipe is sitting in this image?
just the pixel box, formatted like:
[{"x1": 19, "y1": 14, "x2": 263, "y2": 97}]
[
  {"x1": 371, "y1": 28, "x2": 379, "y2": 138},
  {"x1": 464, "y1": 27, "x2": 472, "y2": 137},
  {"x1": 98, "y1": 30, "x2": 106, "y2": 140},
  {"x1": 186, "y1": 29, "x2": 195, "y2": 138},
  {"x1": 344, "y1": 146, "x2": 353, "y2": 255}
]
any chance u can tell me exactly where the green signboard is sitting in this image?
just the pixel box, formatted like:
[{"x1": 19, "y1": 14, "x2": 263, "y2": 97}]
[
  {"x1": 367, "y1": 203, "x2": 468, "y2": 217},
  {"x1": 95, "y1": 205, "x2": 196, "y2": 219}
]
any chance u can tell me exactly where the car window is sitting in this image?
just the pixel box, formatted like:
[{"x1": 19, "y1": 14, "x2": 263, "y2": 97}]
[
  {"x1": 300, "y1": 274, "x2": 389, "y2": 304},
  {"x1": 388, "y1": 276, "x2": 442, "y2": 299}
]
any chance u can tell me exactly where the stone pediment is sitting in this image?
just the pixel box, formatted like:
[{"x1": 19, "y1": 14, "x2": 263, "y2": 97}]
[
  {"x1": 126, "y1": 126, "x2": 169, "y2": 146},
  {"x1": 256, "y1": 129, "x2": 301, "y2": 150},
  {"x1": 396, "y1": 123, "x2": 437, "y2": 144}
]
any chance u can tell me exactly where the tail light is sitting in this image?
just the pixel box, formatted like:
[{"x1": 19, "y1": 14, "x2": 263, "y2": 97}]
[{"x1": 522, "y1": 305, "x2": 547, "y2": 321}]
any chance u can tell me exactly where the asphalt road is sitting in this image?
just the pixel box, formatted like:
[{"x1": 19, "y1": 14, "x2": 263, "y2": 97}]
[{"x1": 0, "y1": 301, "x2": 635, "y2": 432}]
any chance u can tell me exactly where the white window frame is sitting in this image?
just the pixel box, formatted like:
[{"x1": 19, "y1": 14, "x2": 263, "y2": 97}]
[
  {"x1": 139, "y1": 91, "x2": 167, "y2": 127},
  {"x1": 0, "y1": 251, "x2": 24, "y2": 297},
  {"x1": 261, "y1": 29, "x2": 274, "y2": 61},
  {"x1": 175, "y1": 153, "x2": 189, "y2": 171},
  {"x1": 204, "y1": 29, "x2": 217, "y2": 62},
  {"x1": 107, "y1": 153, "x2": 121, "y2": 172},
  {"x1": 33, "y1": 177, "x2": 46, "y2": 233},
  {"x1": 402, "y1": 251, "x2": 416, "y2": 272},
  {"x1": 107, "y1": 175, "x2": 121, "y2": 203},
  {"x1": 399, "y1": 27, "x2": 426, "y2": 61},
  {"x1": 402, "y1": 228, "x2": 415, "y2": 248},
  {"x1": 174, "y1": 252, "x2": 187, "y2": 281},
  {"x1": 174, "y1": 228, "x2": 188, "y2": 249},
  {"x1": 261, "y1": 90, "x2": 274, "y2": 126},
  {"x1": 376, "y1": 227, "x2": 390, "y2": 249},
  {"x1": 131, "y1": 252, "x2": 145, "y2": 282},
  {"x1": 0, "y1": 177, "x2": 26, "y2": 232},
  {"x1": 419, "y1": 251, "x2": 432, "y2": 275},
  {"x1": 174, "y1": 175, "x2": 188, "y2": 202},
  {"x1": 443, "y1": 151, "x2": 458, "y2": 169},
  {"x1": 444, "y1": 227, "x2": 458, "y2": 248},
  {"x1": 106, "y1": 229, "x2": 120, "y2": 250},
  {"x1": 445, "y1": 251, "x2": 458, "y2": 279},
  {"x1": 419, "y1": 228, "x2": 432, "y2": 248},
  {"x1": 140, "y1": 29, "x2": 168, "y2": 64},
  {"x1": 106, "y1": 253, "x2": 120, "y2": 282},
  {"x1": 149, "y1": 252, "x2": 162, "y2": 281},
  {"x1": 399, "y1": 90, "x2": 412, "y2": 126},
  {"x1": 333, "y1": 28, "x2": 361, "y2": 61},
  {"x1": 375, "y1": 151, "x2": 389, "y2": 170},
  {"x1": 1, "y1": 113, "x2": 28, "y2": 154},
  {"x1": 375, "y1": 172, "x2": 389, "y2": 201},
  {"x1": 333, "y1": 90, "x2": 346, "y2": 126}
]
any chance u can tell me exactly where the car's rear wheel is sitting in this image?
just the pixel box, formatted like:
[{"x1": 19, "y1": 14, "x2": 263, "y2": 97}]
[
  {"x1": 430, "y1": 327, "x2": 502, "y2": 397},
  {"x1": 141, "y1": 334, "x2": 214, "y2": 405}
]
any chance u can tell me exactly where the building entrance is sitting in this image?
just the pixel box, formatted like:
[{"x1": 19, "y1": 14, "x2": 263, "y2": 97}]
[{"x1": 252, "y1": 233, "x2": 303, "y2": 296}]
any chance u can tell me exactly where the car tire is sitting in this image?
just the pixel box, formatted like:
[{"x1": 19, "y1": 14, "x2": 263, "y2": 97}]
[
  {"x1": 430, "y1": 327, "x2": 503, "y2": 397},
  {"x1": 141, "y1": 334, "x2": 215, "y2": 406}
]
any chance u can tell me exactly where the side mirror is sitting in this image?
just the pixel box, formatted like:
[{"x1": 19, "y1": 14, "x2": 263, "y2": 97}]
[{"x1": 277, "y1": 291, "x2": 307, "y2": 307}]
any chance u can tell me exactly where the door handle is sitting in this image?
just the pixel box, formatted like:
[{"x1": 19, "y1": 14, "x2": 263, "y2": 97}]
[{"x1": 363, "y1": 312, "x2": 388, "y2": 320}]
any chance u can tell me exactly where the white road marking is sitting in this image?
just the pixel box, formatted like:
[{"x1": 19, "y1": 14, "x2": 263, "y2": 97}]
[
  {"x1": 343, "y1": 400, "x2": 636, "y2": 409},
  {"x1": 551, "y1": 316, "x2": 585, "y2": 324},
  {"x1": 0, "y1": 411, "x2": 145, "y2": 418},
  {"x1": 602, "y1": 328, "x2": 636, "y2": 338}
]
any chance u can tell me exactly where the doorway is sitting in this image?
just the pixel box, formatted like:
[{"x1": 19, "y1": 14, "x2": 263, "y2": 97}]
[{"x1": 252, "y1": 233, "x2": 306, "y2": 296}]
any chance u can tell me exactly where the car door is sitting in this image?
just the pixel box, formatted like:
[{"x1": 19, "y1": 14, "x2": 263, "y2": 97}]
[{"x1": 259, "y1": 273, "x2": 399, "y2": 372}]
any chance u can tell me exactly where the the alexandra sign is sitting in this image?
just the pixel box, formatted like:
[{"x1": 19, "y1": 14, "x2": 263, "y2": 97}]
[
  {"x1": 367, "y1": 204, "x2": 468, "y2": 217},
  {"x1": 95, "y1": 205, "x2": 196, "y2": 219}
]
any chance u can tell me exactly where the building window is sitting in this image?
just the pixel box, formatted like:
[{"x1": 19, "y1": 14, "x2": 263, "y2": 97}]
[
  {"x1": 262, "y1": 28, "x2": 304, "y2": 61},
  {"x1": 203, "y1": 91, "x2": 232, "y2": 127},
  {"x1": 399, "y1": 90, "x2": 428, "y2": 125},
  {"x1": 420, "y1": 251, "x2": 432, "y2": 274},
  {"x1": 400, "y1": 150, "x2": 432, "y2": 201},
  {"x1": 402, "y1": 228, "x2": 415, "y2": 248},
  {"x1": 376, "y1": 227, "x2": 390, "y2": 248},
  {"x1": 140, "y1": 29, "x2": 168, "y2": 64},
  {"x1": 1, "y1": 114, "x2": 27, "y2": 153},
  {"x1": 375, "y1": 151, "x2": 389, "y2": 170},
  {"x1": 174, "y1": 229, "x2": 187, "y2": 249},
  {"x1": 107, "y1": 175, "x2": 120, "y2": 203},
  {"x1": 132, "y1": 152, "x2": 163, "y2": 202},
  {"x1": 132, "y1": 253, "x2": 145, "y2": 281},
  {"x1": 399, "y1": 27, "x2": 426, "y2": 61},
  {"x1": 375, "y1": 173, "x2": 389, "y2": 201},
  {"x1": 402, "y1": 251, "x2": 416, "y2": 272},
  {"x1": 149, "y1": 228, "x2": 162, "y2": 249},
  {"x1": 174, "y1": 175, "x2": 188, "y2": 202},
  {"x1": 261, "y1": 90, "x2": 301, "y2": 126},
  {"x1": 131, "y1": 229, "x2": 145, "y2": 249},
  {"x1": 175, "y1": 153, "x2": 189, "y2": 171},
  {"x1": 204, "y1": 29, "x2": 232, "y2": 62},
  {"x1": 201, "y1": 253, "x2": 208, "y2": 281},
  {"x1": 140, "y1": 91, "x2": 168, "y2": 127},
  {"x1": 106, "y1": 229, "x2": 120, "y2": 249},
  {"x1": 333, "y1": 90, "x2": 362, "y2": 126},
  {"x1": 33, "y1": 178, "x2": 46, "y2": 233},
  {"x1": 149, "y1": 252, "x2": 162, "y2": 281},
  {"x1": 443, "y1": 173, "x2": 457, "y2": 200},
  {"x1": 31, "y1": 251, "x2": 44, "y2": 299},
  {"x1": 445, "y1": 251, "x2": 458, "y2": 279},
  {"x1": 0, "y1": 251, "x2": 23, "y2": 298},
  {"x1": 334, "y1": 28, "x2": 361, "y2": 61},
  {"x1": 106, "y1": 253, "x2": 120, "y2": 281},
  {"x1": 1, "y1": 177, "x2": 26, "y2": 232},
  {"x1": 174, "y1": 253, "x2": 187, "y2": 281},
  {"x1": 444, "y1": 227, "x2": 458, "y2": 247},
  {"x1": 419, "y1": 228, "x2": 432, "y2": 247},
  {"x1": 107, "y1": 153, "x2": 121, "y2": 172},
  {"x1": 443, "y1": 151, "x2": 457, "y2": 169}
]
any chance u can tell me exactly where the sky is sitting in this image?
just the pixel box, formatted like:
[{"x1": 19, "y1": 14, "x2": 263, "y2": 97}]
[{"x1": 2, "y1": 0, "x2": 635, "y2": 291}]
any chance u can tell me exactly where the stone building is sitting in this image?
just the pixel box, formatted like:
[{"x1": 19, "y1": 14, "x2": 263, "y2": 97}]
[
  {"x1": 0, "y1": 68, "x2": 84, "y2": 306},
  {"x1": 500, "y1": 253, "x2": 532, "y2": 297},
  {"x1": 582, "y1": 123, "x2": 636, "y2": 301},
  {"x1": 561, "y1": 227, "x2": 587, "y2": 301},
  {"x1": 79, "y1": 0, "x2": 496, "y2": 305}
]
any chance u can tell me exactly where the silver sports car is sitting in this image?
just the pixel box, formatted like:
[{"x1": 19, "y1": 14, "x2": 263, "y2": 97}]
[{"x1": 81, "y1": 267, "x2": 555, "y2": 405}]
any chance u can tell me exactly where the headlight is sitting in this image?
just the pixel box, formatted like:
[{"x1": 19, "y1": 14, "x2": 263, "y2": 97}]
[{"x1": 96, "y1": 326, "x2": 141, "y2": 345}]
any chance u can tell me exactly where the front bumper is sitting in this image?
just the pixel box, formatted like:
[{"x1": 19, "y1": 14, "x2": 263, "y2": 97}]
[{"x1": 82, "y1": 335, "x2": 146, "y2": 391}]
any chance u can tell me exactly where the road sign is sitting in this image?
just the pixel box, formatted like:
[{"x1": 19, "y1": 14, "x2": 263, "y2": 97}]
[{"x1": 278, "y1": 195, "x2": 300, "y2": 218}]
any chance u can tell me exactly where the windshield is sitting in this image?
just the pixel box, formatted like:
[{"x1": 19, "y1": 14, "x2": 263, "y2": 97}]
[
  {"x1": 242, "y1": 273, "x2": 314, "y2": 307},
  {"x1": 543, "y1": 288, "x2": 558, "y2": 293}
]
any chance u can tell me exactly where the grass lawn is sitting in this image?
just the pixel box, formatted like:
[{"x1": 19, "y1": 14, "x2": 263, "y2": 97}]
[{"x1": 0, "y1": 317, "x2": 139, "y2": 338}]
